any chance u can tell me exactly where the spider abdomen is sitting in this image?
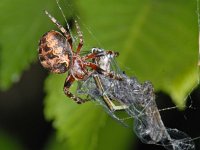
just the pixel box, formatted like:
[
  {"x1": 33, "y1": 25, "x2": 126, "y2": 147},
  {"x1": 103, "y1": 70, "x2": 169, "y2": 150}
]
[{"x1": 38, "y1": 30, "x2": 72, "y2": 74}]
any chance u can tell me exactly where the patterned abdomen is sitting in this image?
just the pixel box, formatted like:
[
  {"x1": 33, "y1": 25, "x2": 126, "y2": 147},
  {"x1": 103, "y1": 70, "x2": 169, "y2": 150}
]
[{"x1": 38, "y1": 30, "x2": 72, "y2": 74}]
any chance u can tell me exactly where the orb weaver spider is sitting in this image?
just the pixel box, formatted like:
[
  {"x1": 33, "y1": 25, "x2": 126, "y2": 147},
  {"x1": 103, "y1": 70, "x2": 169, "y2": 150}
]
[{"x1": 38, "y1": 10, "x2": 126, "y2": 111}]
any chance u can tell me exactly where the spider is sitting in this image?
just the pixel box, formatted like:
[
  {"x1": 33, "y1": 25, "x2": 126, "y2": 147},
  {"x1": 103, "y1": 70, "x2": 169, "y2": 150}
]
[{"x1": 38, "y1": 10, "x2": 123, "y2": 106}]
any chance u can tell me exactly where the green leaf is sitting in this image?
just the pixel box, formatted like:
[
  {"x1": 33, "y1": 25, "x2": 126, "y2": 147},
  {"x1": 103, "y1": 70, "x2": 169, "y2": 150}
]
[
  {"x1": 44, "y1": 74, "x2": 134, "y2": 150},
  {"x1": 0, "y1": 0, "x2": 69, "y2": 90},
  {"x1": 76, "y1": 0, "x2": 199, "y2": 107},
  {"x1": 44, "y1": 132, "x2": 69, "y2": 150},
  {"x1": 96, "y1": 117, "x2": 135, "y2": 150}
]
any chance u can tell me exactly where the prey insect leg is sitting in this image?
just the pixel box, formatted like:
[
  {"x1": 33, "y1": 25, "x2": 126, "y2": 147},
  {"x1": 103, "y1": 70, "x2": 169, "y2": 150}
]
[{"x1": 93, "y1": 74, "x2": 128, "y2": 111}]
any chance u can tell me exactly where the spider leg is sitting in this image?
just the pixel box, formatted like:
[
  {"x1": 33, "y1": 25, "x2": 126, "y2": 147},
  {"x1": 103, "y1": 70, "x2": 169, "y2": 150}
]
[
  {"x1": 64, "y1": 74, "x2": 87, "y2": 104},
  {"x1": 83, "y1": 50, "x2": 119, "y2": 60},
  {"x1": 82, "y1": 52, "x2": 105, "y2": 60},
  {"x1": 84, "y1": 62, "x2": 123, "y2": 80},
  {"x1": 45, "y1": 10, "x2": 73, "y2": 50},
  {"x1": 75, "y1": 20, "x2": 83, "y2": 54},
  {"x1": 93, "y1": 75, "x2": 128, "y2": 111},
  {"x1": 92, "y1": 48, "x2": 119, "y2": 57}
]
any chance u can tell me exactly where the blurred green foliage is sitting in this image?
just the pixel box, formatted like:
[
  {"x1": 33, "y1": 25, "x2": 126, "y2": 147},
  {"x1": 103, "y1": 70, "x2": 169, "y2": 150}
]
[
  {"x1": 0, "y1": 0, "x2": 199, "y2": 149},
  {"x1": 0, "y1": 131, "x2": 24, "y2": 150},
  {"x1": 0, "y1": 0, "x2": 63, "y2": 90}
]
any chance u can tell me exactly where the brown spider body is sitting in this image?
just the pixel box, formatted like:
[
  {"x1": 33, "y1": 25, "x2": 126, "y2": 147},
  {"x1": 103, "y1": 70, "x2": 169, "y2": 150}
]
[
  {"x1": 39, "y1": 30, "x2": 91, "y2": 80},
  {"x1": 38, "y1": 10, "x2": 122, "y2": 104}
]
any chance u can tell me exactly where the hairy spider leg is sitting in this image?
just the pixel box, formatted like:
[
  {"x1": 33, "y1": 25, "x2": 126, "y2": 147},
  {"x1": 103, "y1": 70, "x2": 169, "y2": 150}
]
[
  {"x1": 45, "y1": 10, "x2": 73, "y2": 50},
  {"x1": 84, "y1": 62, "x2": 123, "y2": 80},
  {"x1": 83, "y1": 50, "x2": 119, "y2": 60},
  {"x1": 63, "y1": 74, "x2": 87, "y2": 104},
  {"x1": 92, "y1": 48, "x2": 119, "y2": 57},
  {"x1": 74, "y1": 20, "x2": 84, "y2": 54}
]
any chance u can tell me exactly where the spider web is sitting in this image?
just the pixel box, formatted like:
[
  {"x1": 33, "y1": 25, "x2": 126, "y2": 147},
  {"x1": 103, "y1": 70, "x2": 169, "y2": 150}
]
[
  {"x1": 76, "y1": 52, "x2": 196, "y2": 150},
  {"x1": 52, "y1": 0, "x2": 200, "y2": 149}
]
